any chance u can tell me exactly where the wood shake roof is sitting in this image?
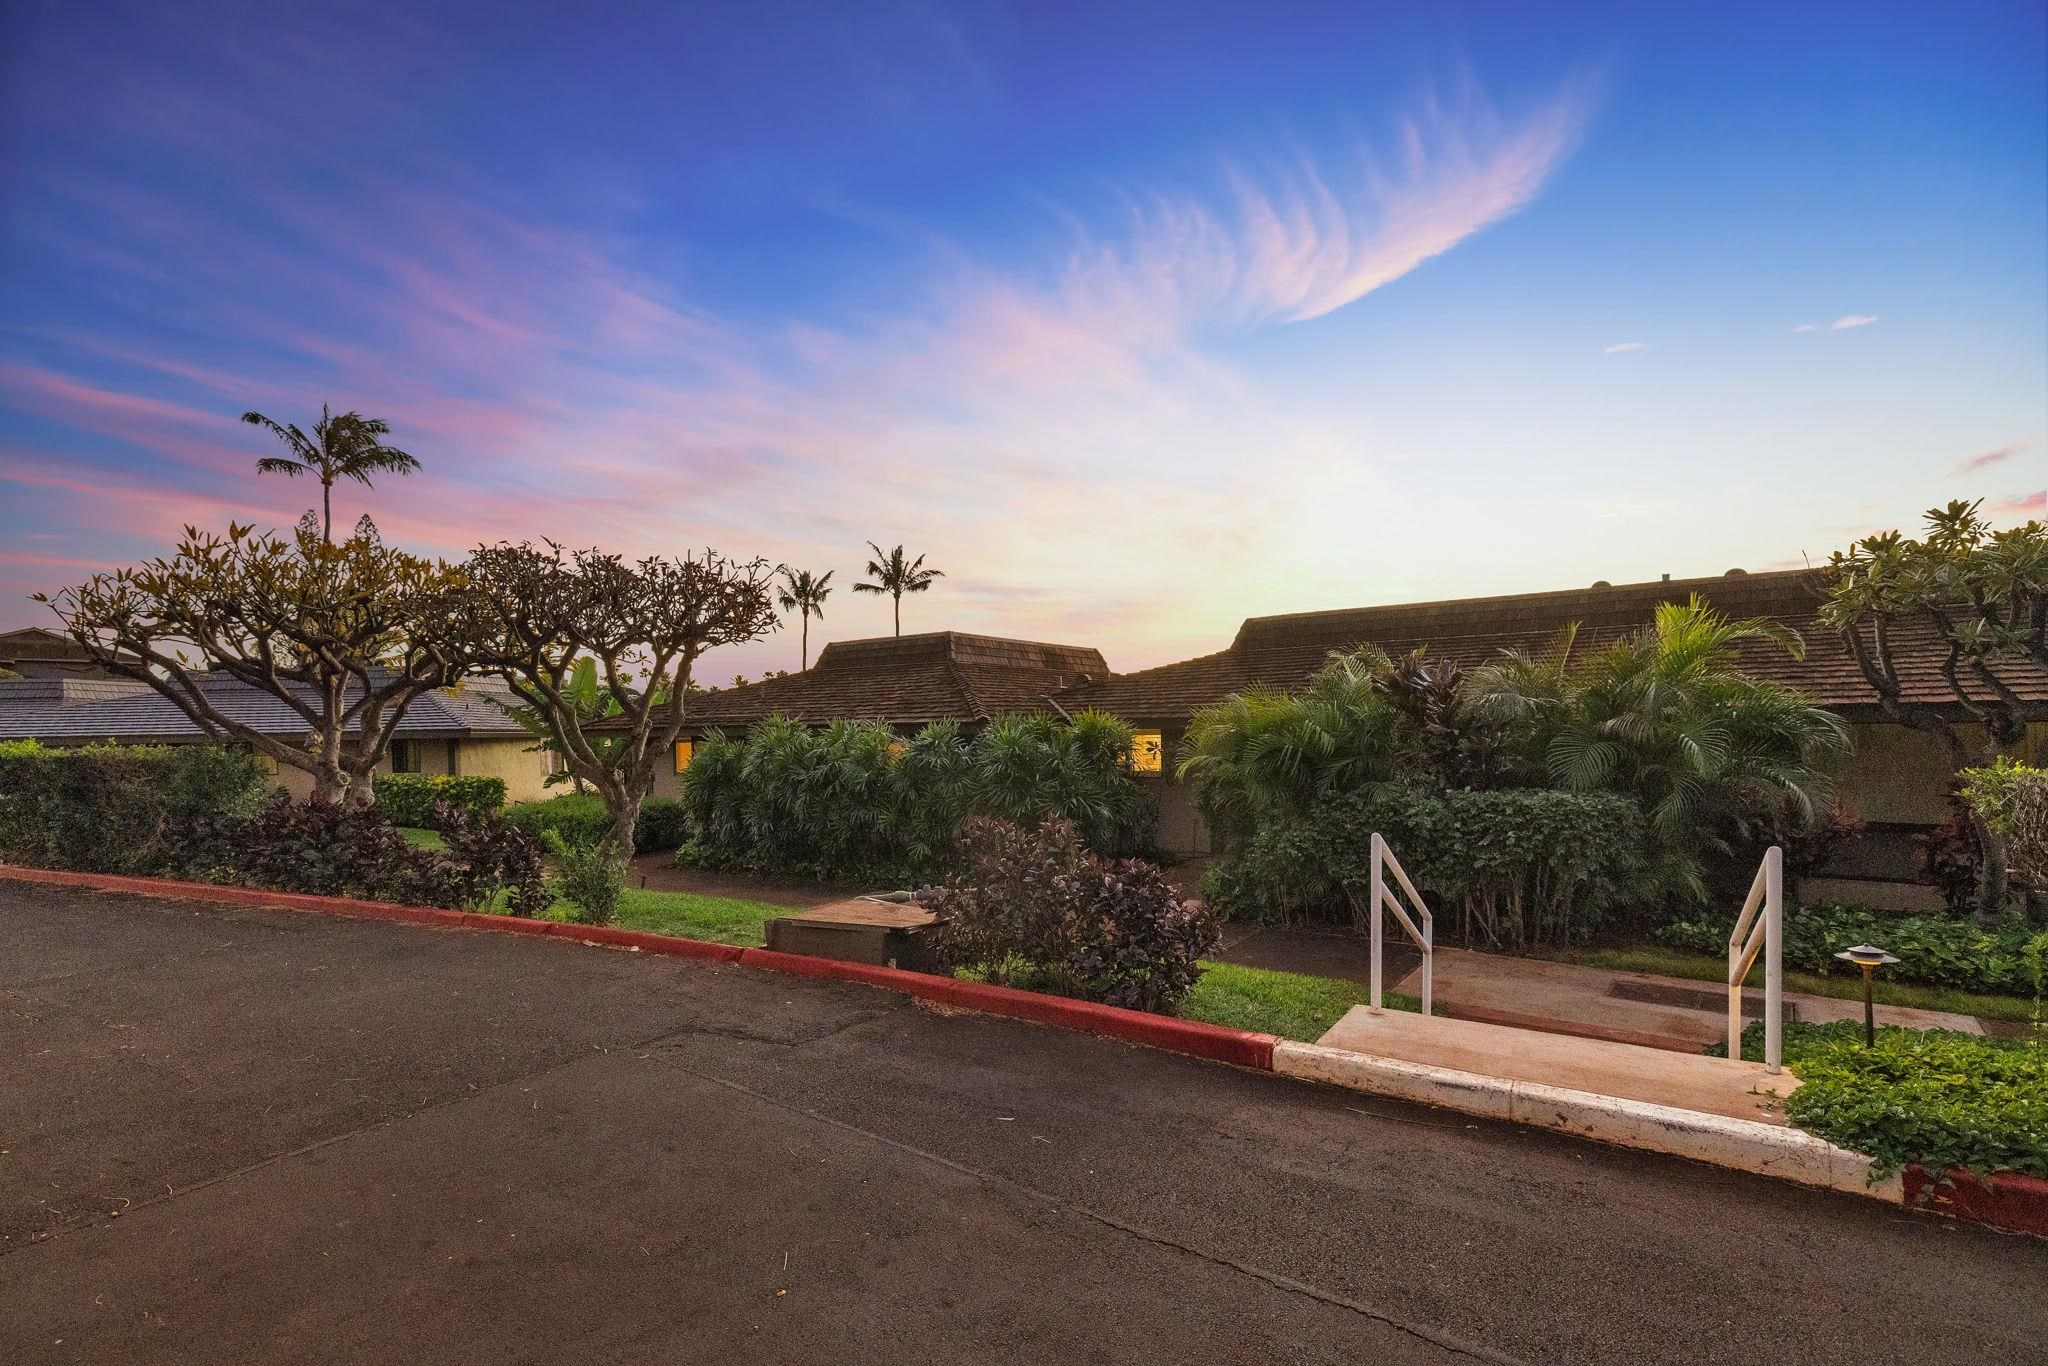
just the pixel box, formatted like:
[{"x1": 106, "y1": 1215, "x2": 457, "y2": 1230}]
[
  {"x1": 678, "y1": 631, "x2": 1109, "y2": 730},
  {"x1": 1052, "y1": 569, "x2": 2048, "y2": 723}
]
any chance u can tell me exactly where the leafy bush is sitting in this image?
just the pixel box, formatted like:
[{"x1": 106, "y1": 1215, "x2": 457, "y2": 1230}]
[
  {"x1": 432, "y1": 801, "x2": 551, "y2": 916},
  {"x1": 169, "y1": 794, "x2": 547, "y2": 911},
  {"x1": 504, "y1": 792, "x2": 687, "y2": 854},
  {"x1": 373, "y1": 773, "x2": 507, "y2": 826},
  {"x1": 676, "y1": 711, "x2": 1154, "y2": 884},
  {"x1": 1657, "y1": 903, "x2": 2043, "y2": 997},
  {"x1": 0, "y1": 740, "x2": 266, "y2": 874},
  {"x1": 1962, "y1": 757, "x2": 2048, "y2": 902},
  {"x1": 171, "y1": 795, "x2": 464, "y2": 905},
  {"x1": 1717, "y1": 1019, "x2": 2047, "y2": 1180},
  {"x1": 546, "y1": 834, "x2": 626, "y2": 926},
  {"x1": 921, "y1": 816, "x2": 1218, "y2": 1013},
  {"x1": 1203, "y1": 788, "x2": 1644, "y2": 948}
]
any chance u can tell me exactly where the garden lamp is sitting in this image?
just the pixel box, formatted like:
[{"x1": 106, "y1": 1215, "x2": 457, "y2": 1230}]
[{"x1": 1833, "y1": 944, "x2": 1900, "y2": 1047}]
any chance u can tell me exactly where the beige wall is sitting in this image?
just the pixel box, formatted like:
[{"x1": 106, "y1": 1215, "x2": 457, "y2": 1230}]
[
  {"x1": 1148, "y1": 774, "x2": 1213, "y2": 857},
  {"x1": 451, "y1": 738, "x2": 556, "y2": 803},
  {"x1": 1835, "y1": 720, "x2": 2047, "y2": 826}
]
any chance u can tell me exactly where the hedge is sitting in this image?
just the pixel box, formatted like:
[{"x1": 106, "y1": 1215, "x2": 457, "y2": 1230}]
[
  {"x1": 1717, "y1": 1020, "x2": 2047, "y2": 1179},
  {"x1": 1201, "y1": 788, "x2": 1645, "y2": 948},
  {"x1": 503, "y1": 792, "x2": 688, "y2": 853},
  {"x1": 373, "y1": 773, "x2": 507, "y2": 826},
  {"x1": 1658, "y1": 904, "x2": 2048, "y2": 998},
  {"x1": 0, "y1": 740, "x2": 267, "y2": 874}
]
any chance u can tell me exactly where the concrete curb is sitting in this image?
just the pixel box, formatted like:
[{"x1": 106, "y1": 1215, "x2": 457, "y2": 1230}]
[
  {"x1": 1903, "y1": 1166, "x2": 2048, "y2": 1237},
  {"x1": 1272, "y1": 1040, "x2": 1903, "y2": 1202}
]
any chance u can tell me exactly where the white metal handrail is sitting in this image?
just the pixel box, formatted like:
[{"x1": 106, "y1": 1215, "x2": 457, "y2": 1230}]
[
  {"x1": 1368, "y1": 832, "x2": 1433, "y2": 1016},
  {"x1": 1727, "y1": 845, "x2": 1784, "y2": 1073}
]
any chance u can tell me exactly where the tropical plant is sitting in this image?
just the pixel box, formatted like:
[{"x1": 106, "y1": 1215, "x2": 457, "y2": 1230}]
[
  {"x1": 504, "y1": 657, "x2": 627, "y2": 792},
  {"x1": 1961, "y1": 757, "x2": 2048, "y2": 910},
  {"x1": 462, "y1": 542, "x2": 779, "y2": 861},
  {"x1": 544, "y1": 833, "x2": 627, "y2": 926},
  {"x1": 1465, "y1": 596, "x2": 1849, "y2": 904},
  {"x1": 39, "y1": 519, "x2": 474, "y2": 803},
  {"x1": 852, "y1": 542, "x2": 942, "y2": 636},
  {"x1": 776, "y1": 567, "x2": 834, "y2": 669},
  {"x1": 242, "y1": 404, "x2": 421, "y2": 543},
  {"x1": 1821, "y1": 500, "x2": 2047, "y2": 922},
  {"x1": 920, "y1": 815, "x2": 1219, "y2": 1012},
  {"x1": 1176, "y1": 647, "x2": 1401, "y2": 841}
]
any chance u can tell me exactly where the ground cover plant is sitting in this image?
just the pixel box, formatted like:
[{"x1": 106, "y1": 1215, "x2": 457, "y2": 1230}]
[
  {"x1": 545, "y1": 835, "x2": 626, "y2": 925},
  {"x1": 921, "y1": 815, "x2": 1216, "y2": 1012},
  {"x1": 1655, "y1": 903, "x2": 2047, "y2": 1000},
  {"x1": 677, "y1": 710, "x2": 1154, "y2": 884},
  {"x1": 0, "y1": 740, "x2": 266, "y2": 874},
  {"x1": 1716, "y1": 1019, "x2": 2047, "y2": 1180}
]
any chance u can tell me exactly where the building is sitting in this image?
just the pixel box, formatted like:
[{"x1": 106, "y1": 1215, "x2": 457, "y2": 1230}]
[
  {"x1": 645, "y1": 631, "x2": 1112, "y2": 798},
  {"x1": 0, "y1": 626, "x2": 142, "y2": 680},
  {"x1": 0, "y1": 673, "x2": 557, "y2": 801},
  {"x1": 653, "y1": 570, "x2": 2045, "y2": 910}
]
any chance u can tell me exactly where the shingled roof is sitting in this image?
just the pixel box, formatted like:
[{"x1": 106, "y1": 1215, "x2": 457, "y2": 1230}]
[
  {"x1": 1052, "y1": 569, "x2": 2048, "y2": 723},
  {"x1": 676, "y1": 631, "x2": 1108, "y2": 731},
  {"x1": 0, "y1": 674, "x2": 529, "y2": 742}
]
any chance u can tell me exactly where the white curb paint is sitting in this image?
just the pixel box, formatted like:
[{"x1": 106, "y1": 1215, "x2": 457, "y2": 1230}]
[{"x1": 1272, "y1": 1040, "x2": 1903, "y2": 1202}]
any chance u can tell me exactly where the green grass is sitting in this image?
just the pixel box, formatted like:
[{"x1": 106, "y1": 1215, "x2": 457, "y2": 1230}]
[
  {"x1": 1180, "y1": 960, "x2": 1423, "y2": 1042},
  {"x1": 1555, "y1": 944, "x2": 2041, "y2": 1024},
  {"x1": 475, "y1": 886, "x2": 789, "y2": 947},
  {"x1": 397, "y1": 825, "x2": 447, "y2": 851}
]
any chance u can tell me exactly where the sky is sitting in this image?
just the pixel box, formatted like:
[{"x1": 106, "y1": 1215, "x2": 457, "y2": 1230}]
[{"x1": 2, "y1": 0, "x2": 2044, "y2": 678}]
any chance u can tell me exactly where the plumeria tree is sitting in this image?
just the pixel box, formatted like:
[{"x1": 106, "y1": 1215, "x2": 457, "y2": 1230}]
[
  {"x1": 1820, "y1": 500, "x2": 2048, "y2": 921},
  {"x1": 463, "y1": 542, "x2": 779, "y2": 861},
  {"x1": 39, "y1": 516, "x2": 473, "y2": 802}
]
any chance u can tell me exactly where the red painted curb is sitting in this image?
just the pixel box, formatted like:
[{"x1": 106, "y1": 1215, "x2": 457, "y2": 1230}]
[
  {"x1": 1903, "y1": 1165, "x2": 2048, "y2": 1237},
  {"x1": 0, "y1": 864, "x2": 1271, "y2": 1070},
  {"x1": 737, "y1": 947, "x2": 1277, "y2": 1070}
]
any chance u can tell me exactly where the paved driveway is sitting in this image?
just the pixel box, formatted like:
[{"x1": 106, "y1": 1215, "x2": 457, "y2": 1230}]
[{"x1": 3, "y1": 883, "x2": 2042, "y2": 1365}]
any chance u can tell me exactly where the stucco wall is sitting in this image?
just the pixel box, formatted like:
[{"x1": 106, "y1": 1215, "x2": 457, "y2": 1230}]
[
  {"x1": 451, "y1": 738, "x2": 556, "y2": 803},
  {"x1": 1148, "y1": 774, "x2": 1213, "y2": 857},
  {"x1": 1835, "y1": 720, "x2": 2047, "y2": 825}
]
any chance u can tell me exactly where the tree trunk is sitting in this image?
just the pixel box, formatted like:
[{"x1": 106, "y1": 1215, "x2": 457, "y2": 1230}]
[
  {"x1": 322, "y1": 478, "x2": 334, "y2": 543},
  {"x1": 801, "y1": 615, "x2": 809, "y2": 670},
  {"x1": 607, "y1": 790, "x2": 643, "y2": 865},
  {"x1": 1973, "y1": 815, "x2": 2011, "y2": 927},
  {"x1": 893, "y1": 596, "x2": 900, "y2": 636}
]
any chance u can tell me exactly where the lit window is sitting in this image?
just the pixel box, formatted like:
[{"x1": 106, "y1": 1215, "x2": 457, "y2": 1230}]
[
  {"x1": 674, "y1": 739, "x2": 694, "y2": 773},
  {"x1": 887, "y1": 738, "x2": 907, "y2": 758},
  {"x1": 392, "y1": 740, "x2": 421, "y2": 773},
  {"x1": 1127, "y1": 730, "x2": 1164, "y2": 775}
]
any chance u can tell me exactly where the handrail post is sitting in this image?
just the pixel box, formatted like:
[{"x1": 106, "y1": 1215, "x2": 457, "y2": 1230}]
[
  {"x1": 1368, "y1": 832, "x2": 1385, "y2": 1014},
  {"x1": 1763, "y1": 845, "x2": 1782, "y2": 1074}
]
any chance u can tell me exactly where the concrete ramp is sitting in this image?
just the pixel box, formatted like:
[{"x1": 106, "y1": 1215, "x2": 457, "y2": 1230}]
[{"x1": 1316, "y1": 1006, "x2": 1797, "y2": 1124}]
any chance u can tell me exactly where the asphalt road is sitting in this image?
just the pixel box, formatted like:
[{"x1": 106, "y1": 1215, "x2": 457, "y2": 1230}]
[{"x1": 3, "y1": 883, "x2": 2041, "y2": 1366}]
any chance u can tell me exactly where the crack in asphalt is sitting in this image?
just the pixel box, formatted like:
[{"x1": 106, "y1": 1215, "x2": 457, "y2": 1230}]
[{"x1": 668, "y1": 1063, "x2": 1530, "y2": 1366}]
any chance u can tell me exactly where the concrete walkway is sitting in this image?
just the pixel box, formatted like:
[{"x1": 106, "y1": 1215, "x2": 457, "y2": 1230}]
[{"x1": 1316, "y1": 1006, "x2": 1797, "y2": 1123}]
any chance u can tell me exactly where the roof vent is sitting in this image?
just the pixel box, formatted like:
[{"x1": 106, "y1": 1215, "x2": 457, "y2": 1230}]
[
  {"x1": 1591, "y1": 580, "x2": 1612, "y2": 590},
  {"x1": 1725, "y1": 567, "x2": 1748, "y2": 577},
  {"x1": 1661, "y1": 573, "x2": 1671, "y2": 583}
]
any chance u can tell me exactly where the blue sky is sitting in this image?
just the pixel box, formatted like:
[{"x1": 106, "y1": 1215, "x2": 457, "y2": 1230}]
[{"x1": 2, "y1": 0, "x2": 2043, "y2": 674}]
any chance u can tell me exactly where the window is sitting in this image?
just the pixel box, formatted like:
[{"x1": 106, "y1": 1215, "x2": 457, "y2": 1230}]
[
  {"x1": 673, "y1": 738, "x2": 694, "y2": 773},
  {"x1": 1127, "y1": 730, "x2": 1164, "y2": 775},
  {"x1": 392, "y1": 740, "x2": 422, "y2": 774}
]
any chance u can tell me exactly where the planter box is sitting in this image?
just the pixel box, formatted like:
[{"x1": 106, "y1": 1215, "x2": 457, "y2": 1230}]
[{"x1": 763, "y1": 896, "x2": 942, "y2": 972}]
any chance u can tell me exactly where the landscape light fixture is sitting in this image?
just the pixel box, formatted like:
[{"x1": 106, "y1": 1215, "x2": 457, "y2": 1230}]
[{"x1": 1833, "y1": 944, "x2": 1900, "y2": 1047}]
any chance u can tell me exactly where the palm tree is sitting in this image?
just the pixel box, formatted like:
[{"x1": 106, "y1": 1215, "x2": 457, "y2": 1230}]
[
  {"x1": 775, "y1": 567, "x2": 835, "y2": 669},
  {"x1": 1465, "y1": 597, "x2": 1849, "y2": 903},
  {"x1": 852, "y1": 542, "x2": 943, "y2": 636},
  {"x1": 242, "y1": 405, "x2": 421, "y2": 542}
]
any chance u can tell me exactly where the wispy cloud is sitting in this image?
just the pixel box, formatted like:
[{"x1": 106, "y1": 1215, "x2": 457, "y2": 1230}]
[
  {"x1": 1791, "y1": 324, "x2": 1818, "y2": 333},
  {"x1": 1953, "y1": 438, "x2": 2034, "y2": 474},
  {"x1": 1602, "y1": 341, "x2": 1645, "y2": 353},
  {"x1": 1986, "y1": 491, "x2": 2046, "y2": 521},
  {"x1": 1829, "y1": 314, "x2": 1878, "y2": 330}
]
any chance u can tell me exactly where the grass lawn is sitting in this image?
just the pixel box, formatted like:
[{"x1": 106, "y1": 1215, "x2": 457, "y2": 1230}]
[
  {"x1": 397, "y1": 825, "x2": 446, "y2": 851},
  {"x1": 1180, "y1": 960, "x2": 1423, "y2": 1042},
  {"x1": 1553, "y1": 943, "x2": 2040, "y2": 1023}
]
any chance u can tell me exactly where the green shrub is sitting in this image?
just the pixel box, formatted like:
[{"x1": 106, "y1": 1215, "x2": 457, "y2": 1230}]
[
  {"x1": 504, "y1": 793, "x2": 688, "y2": 854},
  {"x1": 0, "y1": 740, "x2": 266, "y2": 874},
  {"x1": 1204, "y1": 788, "x2": 1644, "y2": 948},
  {"x1": 546, "y1": 834, "x2": 626, "y2": 926},
  {"x1": 676, "y1": 711, "x2": 1153, "y2": 884},
  {"x1": 1657, "y1": 904, "x2": 2041, "y2": 997},
  {"x1": 922, "y1": 816, "x2": 1218, "y2": 1013},
  {"x1": 1962, "y1": 757, "x2": 2048, "y2": 901},
  {"x1": 1716, "y1": 1019, "x2": 2047, "y2": 1180},
  {"x1": 372, "y1": 773, "x2": 507, "y2": 826}
]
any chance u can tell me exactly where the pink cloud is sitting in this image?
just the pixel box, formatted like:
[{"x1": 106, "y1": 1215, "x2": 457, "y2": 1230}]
[
  {"x1": 1986, "y1": 491, "x2": 2046, "y2": 520},
  {"x1": 1954, "y1": 438, "x2": 2035, "y2": 474}
]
